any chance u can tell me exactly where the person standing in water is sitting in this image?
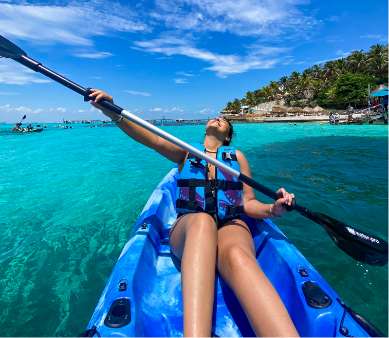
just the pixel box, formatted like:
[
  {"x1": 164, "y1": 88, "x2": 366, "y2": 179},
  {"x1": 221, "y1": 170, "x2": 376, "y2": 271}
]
[{"x1": 90, "y1": 89, "x2": 299, "y2": 337}]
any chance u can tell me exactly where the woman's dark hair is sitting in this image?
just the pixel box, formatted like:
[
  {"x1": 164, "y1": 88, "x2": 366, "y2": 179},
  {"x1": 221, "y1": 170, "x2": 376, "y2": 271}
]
[{"x1": 223, "y1": 119, "x2": 234, "y2": 146}]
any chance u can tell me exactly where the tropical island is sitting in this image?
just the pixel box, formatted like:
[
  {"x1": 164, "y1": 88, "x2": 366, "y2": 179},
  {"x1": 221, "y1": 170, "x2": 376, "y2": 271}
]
[{"x1": 222, "y1": 44, "x2": 388, "y2": 124}]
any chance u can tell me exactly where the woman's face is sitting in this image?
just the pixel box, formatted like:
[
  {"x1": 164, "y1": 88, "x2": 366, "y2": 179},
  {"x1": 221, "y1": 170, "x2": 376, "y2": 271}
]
[{"x1": 206, "y1": 117, "x2": 230, "y2": 136}]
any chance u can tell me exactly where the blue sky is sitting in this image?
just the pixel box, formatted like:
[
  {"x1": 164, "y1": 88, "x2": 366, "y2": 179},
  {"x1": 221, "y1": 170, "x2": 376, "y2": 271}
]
[{"x1": 0, "y1": 0, "x2": 387, "y2": 122}]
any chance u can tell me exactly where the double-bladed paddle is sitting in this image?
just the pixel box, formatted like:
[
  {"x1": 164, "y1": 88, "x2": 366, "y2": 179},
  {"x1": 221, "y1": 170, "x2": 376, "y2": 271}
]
[{"x1": 1, "y1": 34, "x2": 387, "y2": 266}]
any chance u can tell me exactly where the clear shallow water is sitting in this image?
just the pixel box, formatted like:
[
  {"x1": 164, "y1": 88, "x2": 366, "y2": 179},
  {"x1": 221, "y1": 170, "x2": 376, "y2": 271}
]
[{"x1": 0, "y1": 123, "x2": 387, "y2": 336}]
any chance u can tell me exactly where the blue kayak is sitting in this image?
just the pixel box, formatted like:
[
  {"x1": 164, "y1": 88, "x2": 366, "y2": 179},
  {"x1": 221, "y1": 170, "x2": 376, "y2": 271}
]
[{"x1": 85, "y1": 168, "x2": 381, "y2": 337}]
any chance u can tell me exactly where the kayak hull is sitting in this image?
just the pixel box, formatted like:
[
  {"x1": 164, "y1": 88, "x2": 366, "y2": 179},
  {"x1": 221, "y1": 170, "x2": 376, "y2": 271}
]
[{"x1": 86, "y1": 169, "x2": 371, "y2": 337}]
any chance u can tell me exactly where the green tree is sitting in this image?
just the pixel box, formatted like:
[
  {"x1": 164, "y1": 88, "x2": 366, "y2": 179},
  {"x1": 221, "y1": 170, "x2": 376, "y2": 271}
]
[
  {"x1": 346, "y1": 50, "x2": 367, "y2": 73},
  {"x1": 223, "y1": 43, "x2": 387, "y2": 112},
  {"x1": 367, "y1": 44, "x2": 388, "y2": 83},
  {"x1": 244, "y1": 91, "x2": 257, "y2": 107},
  {"x1": 228, "y1": 99, "x2": 241, "y2": 114},
  {"x1": 329, "y1": 73, "x2": 374, "y2": 108}
]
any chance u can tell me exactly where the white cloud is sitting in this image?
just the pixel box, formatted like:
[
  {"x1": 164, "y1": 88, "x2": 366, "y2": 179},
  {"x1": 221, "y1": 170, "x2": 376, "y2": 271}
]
[
  {"x1": 151, "y1": 0, "x2": 315, "y2": 38},
  {"x1": 360, "y1": 34, "x2": 387, "y2": 43},
  {"x1": 174, "y1": 78, "x2": 188, "y2": 84},
  {"x1": 0, "y1": 2, "x2": 147, "y2": 46},
  {"x1": 0, "y1": 103, "x2": 107, "y2": 122},
  {"x1": 0, "y1": 103, "x2": 66, "y2": 115},
  {"x1": 125, "y1": 90, "x2": 151, "y2": 97},
  {"x1": 170, "y1": 106, "x2": 184, "y2": 113},
  {"x1": 149, "y1": 106, "x2": 184, "y2": 113},
  {"x1": 0, "y1": 58, "x2": 51, "y2": 85},
  {"x1": 56, "y1": 107, "x2": 67, "y2": 113},
  {"x1": 73, "y1": 51, "x2": 113, "y2": 59},
  {"x1": 176, "y1": 71, "x2": 194, "y2": 77},
  {"x1": 0, "y1": 1, "x2": 311, "y2": 79},
  {"x1": 314, "y1": 49, "x2": 354, "y2": 65},
  {"x1": 133, "y1": 36, "x2": 284, "y2": 77},
  {"x1": 336, "y1": 50, "x2": 351, "y2": 58},
  {"x1": 199, "y1": 107, "x2": 214, "y2": 115}
]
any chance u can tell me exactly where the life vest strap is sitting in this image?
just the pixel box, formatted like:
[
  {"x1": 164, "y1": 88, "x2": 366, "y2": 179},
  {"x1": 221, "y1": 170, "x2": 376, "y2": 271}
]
[
  {"x1": 177, "y1": 179, "x2": 208, "y2": 187},
  {"x1": 175, "y1": 202, "x2": 245, "y2": 219},
  {"x1": 176, "y1": 199, "x2": 203, "y2": 211},
  {"x1": 177, "y1": 179, "x2": 242, "y2": 190}
]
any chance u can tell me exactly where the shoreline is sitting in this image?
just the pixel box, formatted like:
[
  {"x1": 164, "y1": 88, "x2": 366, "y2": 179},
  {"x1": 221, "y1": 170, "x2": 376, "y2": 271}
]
[
  {"x1": 223, "y1": 115, "x2": 330, "y2": 123},
  {"x1": 1, "y1": 113, "x2": 388, "y2": 126}
]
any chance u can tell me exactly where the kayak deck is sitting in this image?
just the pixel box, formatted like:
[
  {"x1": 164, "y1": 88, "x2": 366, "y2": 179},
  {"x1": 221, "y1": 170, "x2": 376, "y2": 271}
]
[{"x1": 87, "y1": 169, "x2": 370, "y2": 337}]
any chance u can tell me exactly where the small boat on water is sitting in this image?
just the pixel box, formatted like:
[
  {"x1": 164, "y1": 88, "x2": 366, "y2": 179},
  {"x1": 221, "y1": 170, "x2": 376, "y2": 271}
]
[
  {"x1": 329, "y1": 104, "x2": 387, "y2": 125},
  {"x1": 12, "y1": 126, "x2": 43, "y2": 133},
  {"x1": 12, "y1": 122, "x2": 43, "y2": 133},
  {"x1": 84, "y1": 169, "x2": 382, "y2": 337}
]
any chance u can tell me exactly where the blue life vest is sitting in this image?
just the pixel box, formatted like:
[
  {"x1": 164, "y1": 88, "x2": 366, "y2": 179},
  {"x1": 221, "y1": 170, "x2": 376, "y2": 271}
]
[{"x1": 176, "y1": 144, "x2": 244, "y2": 222}]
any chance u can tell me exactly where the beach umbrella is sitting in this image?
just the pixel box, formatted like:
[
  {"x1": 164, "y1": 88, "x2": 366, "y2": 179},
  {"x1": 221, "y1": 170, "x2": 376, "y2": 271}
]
[
  {"x1": 313, "y1": 106, "x2": 325, "y2": 113},
  {"x1": 288, "y1": 107, "x2": 304, "y2": 114},
  {"x1": 271, "y1": 105, "x2": 288, "y2": 115},
  {"x1": 370, "y1": 88, "x2": 388, "y2": 97}
]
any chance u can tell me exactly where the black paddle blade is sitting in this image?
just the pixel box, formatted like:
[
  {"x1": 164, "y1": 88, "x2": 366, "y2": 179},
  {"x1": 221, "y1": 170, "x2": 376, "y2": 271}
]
[
  {"x1": 307, "y1": 211, "x2": 388, "y2": 266},
  {"x1": 0, "y1": 35, "x2": 26, "y2": 59}
]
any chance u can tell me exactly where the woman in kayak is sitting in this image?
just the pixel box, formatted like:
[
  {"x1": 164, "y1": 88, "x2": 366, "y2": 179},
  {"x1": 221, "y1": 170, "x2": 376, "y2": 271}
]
[{"x1": 90, "y1": 89, "x2": 299, "y2": 337}]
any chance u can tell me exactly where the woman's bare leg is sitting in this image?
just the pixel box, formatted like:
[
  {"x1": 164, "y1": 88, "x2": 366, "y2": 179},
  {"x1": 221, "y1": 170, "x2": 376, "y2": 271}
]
[
  {"x1": 217, "y1": 219, "x2": 299, "y2": 337},
  {"x1": 170, "y1": 213, "x2": 218, "y2": 337}
]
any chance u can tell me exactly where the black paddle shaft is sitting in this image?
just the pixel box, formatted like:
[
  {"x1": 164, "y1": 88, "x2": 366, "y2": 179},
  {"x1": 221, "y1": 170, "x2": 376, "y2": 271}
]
[
  {"x1": 18, "y1": 55, "x2": 124, "y2": 116},
  {"x1": 16, "y1": 55, "x2": 389, "y2": 266},
  {"x1": 240, "y1": 174, "x2": 388, "y2": 266},
  {"x1": 1, "y1": 34, "x2": 387, "y2": 266}
]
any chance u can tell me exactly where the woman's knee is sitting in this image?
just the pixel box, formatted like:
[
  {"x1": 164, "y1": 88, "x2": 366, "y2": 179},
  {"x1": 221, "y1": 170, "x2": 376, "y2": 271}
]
[
  {"x1": 186, "y1": 212, "x2": 217, "y2": 237},
  {"x1": 218, "y1": 244, "x2": 255, "y2": 274}
]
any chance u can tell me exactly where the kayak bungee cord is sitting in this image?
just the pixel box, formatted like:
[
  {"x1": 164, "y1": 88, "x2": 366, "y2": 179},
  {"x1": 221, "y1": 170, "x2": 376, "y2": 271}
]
[{"x1": 1, "y1": 34, "x2": 387, "y2": 266}]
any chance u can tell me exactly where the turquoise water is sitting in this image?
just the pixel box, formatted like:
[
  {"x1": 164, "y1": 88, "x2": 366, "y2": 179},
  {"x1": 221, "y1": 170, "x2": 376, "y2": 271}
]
[{"x1": 0, "y1": 123, "x2": 387, "y2": 336}]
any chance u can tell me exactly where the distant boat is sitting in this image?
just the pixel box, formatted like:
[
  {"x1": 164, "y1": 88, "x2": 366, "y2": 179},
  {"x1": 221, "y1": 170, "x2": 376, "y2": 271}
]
[
  {"x1": 12, "y1": 127, "x2": 43, "y2": 133},
  {"x1": 329, "y1": 104, "x2": 386, "y2": 125},
  {"x1": 12, "y1": 123, "x2": 44, "y2": 133}
]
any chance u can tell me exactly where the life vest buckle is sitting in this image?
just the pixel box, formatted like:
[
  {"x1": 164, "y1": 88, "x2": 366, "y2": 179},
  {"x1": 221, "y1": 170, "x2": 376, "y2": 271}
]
[
  {"x1": 222, "y1": 152, "x2": 237, "y2": 161},
  {"x1": 189, "y1": 157, "x2": 204, "y2": 168},
  {"x1": 208, "y1": 179, "x2": 217, "y2": 190}
]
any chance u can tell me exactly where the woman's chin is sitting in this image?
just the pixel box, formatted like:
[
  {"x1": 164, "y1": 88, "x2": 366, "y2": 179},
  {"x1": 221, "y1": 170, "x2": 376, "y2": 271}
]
[{"x1": 206, "y1": 123, "x2": 220, "y2": 130}]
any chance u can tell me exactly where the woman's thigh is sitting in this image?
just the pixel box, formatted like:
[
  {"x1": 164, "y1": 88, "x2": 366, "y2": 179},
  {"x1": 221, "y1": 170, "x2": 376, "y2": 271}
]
[
  {"x1": 217, "y1": 219, "x2": 255, "y2": 263},
  {"x1": 169, "y1": 212, "x2": 217, "y2": 259}
]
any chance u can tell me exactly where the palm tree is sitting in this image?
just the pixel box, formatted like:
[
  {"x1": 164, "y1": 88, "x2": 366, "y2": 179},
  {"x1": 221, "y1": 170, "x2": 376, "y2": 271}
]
[
  {"x1": 244, "y1": 91, "x2": 256, "y2": 107},
  {"x1": 332, "y1": 59, "x2": 347, "y2": 77},
  {"x1": 367, "y1": 44, "x2": 388, "y2": 83},
  {"x1": 225, "y1": 43, "x2": 387, "y2": 112},
  {"x1": 346, "y1": 50, "x2": 366, "y2": 73},
  {"x1": 323, "y1": 61, "x2": 337, "y2": 81}
]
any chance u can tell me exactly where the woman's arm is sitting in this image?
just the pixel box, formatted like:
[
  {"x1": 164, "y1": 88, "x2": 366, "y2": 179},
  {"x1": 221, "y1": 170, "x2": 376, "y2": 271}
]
[
  {"x1": 90, "y1": 89, "x2": 187, "y2": 164},
  {"x1": 236, "y1": 150, "x2": 294, "y2": 218}
]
